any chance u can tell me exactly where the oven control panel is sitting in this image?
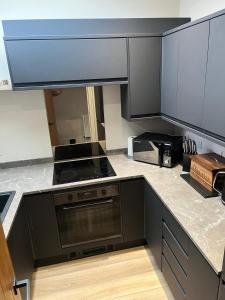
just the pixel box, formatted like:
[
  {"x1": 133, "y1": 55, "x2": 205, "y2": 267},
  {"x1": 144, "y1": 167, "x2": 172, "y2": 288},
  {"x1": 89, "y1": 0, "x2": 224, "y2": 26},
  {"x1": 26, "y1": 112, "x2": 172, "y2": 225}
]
[{"x1": 53, "y1": 184, "x2": 119, "y2": 206}]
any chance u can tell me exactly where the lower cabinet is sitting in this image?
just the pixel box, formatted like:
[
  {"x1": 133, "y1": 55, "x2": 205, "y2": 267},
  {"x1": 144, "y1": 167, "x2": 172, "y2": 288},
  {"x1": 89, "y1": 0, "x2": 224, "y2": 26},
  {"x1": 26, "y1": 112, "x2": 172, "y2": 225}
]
[
  {"x1": 144, "y1": 182, "x2": 162, "y2": 268},
  {"x1": 144, "y1": 182, "x2": 220, "y2": 300},
  {"x1": 6, "y1": 180, "x2": 222, "y2": 300},
  {"x1": 120, "y1": 178, "x2": 145, "y2": 243},
  {"x1": 25, "y1": 193, "x2": 61, "y2": 263},
  {"x1": 162, "y1": 205, "x2": 219, "y2": 300},
  {"x1": 187, "y1": 241, "x2": 219, "y2": 300},
  {"x1": 7, "y1": 199, "x2": 33, "y2": 300}
]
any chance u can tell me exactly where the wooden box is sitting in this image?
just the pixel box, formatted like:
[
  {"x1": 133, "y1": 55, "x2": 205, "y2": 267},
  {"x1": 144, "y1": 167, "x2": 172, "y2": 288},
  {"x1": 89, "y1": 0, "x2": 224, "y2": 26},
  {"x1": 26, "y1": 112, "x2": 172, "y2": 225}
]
[{"x1": 190, "y1": 153, "x2": 225, "y2": 191}]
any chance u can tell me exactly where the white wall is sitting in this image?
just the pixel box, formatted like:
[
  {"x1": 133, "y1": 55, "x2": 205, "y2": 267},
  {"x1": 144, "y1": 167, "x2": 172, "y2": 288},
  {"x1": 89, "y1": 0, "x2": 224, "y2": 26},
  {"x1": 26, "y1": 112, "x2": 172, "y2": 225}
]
[
  {"x1": 0, "y1": 91, "x2": 52, "y2": 162},
  {"x1": 180, "y1": 0, "x2": 225, "y2": 20},
  {"x1": 0, "y1": 0, "x2": 180, "y2": 162},
  {"x1": 1, "y1": 0, "x2": 180, "y2": 19},
  {"x1": 103, "y1": 86, "x2": 175, "y2": 150}
]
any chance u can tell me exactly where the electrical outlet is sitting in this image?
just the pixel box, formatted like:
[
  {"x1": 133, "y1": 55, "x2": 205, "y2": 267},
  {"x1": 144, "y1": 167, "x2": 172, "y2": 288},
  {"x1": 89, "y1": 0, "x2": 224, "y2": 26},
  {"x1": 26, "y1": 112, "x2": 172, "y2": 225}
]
[
  {"x1": 0, "y1": 79, "x2": 11, "y2": 90},
  {"x1": 196, "y1": 140, "x2": 202, "y2": 152}
]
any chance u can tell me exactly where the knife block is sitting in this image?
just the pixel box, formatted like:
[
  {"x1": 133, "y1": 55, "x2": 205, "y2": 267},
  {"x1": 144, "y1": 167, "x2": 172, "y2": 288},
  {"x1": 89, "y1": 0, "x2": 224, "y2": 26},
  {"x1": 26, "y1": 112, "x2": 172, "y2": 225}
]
[
  {"x1": 183, "y1": 154, "x2": 193, "y2": 172},
  {"x1": 190, "y1": 153, "x2": 225, "y2": 192}
]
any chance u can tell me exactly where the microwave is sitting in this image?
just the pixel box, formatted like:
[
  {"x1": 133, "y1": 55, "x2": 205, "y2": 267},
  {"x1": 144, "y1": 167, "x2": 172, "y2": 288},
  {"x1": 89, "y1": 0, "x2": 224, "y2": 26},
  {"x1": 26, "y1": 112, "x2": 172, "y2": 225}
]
[{"x1": 133, "y1": 132, "x2": 183, "y2": 168}]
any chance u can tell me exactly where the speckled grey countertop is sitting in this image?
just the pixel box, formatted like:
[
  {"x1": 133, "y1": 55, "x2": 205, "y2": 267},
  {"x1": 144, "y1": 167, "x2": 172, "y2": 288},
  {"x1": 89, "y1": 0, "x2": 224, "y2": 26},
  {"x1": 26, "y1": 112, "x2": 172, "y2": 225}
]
[{"x1": 0, "y1": 154, "x2": 225, "y2": 274}]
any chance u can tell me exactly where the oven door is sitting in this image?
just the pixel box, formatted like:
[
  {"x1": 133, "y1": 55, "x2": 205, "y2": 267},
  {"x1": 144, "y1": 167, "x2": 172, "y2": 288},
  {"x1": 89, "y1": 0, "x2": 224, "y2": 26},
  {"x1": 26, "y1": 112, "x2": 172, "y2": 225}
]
[{"x1": 55, "y1": 196, "x2": 122, "y2": 248}]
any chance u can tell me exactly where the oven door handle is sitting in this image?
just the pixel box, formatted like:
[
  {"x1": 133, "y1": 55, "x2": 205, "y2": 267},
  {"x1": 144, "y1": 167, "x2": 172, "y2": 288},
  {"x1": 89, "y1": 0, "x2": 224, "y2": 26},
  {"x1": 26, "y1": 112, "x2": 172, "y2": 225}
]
[{"x1": 61, "y1": 199, "x2": 114, "y2": 210}]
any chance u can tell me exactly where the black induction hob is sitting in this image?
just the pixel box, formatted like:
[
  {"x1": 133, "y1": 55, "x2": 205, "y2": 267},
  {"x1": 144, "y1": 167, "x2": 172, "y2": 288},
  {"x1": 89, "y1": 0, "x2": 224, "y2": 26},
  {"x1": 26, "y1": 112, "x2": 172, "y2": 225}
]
[
  {"x1": 54, "y1": 142, "x2": 105, "y2": 162},
  {"x1": 53, "y1": 157, "x2": 116, "y2": 185}
]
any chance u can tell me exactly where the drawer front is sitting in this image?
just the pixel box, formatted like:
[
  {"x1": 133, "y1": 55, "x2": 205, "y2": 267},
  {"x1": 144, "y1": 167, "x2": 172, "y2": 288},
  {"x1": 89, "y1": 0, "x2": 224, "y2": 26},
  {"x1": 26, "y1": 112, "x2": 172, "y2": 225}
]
[
  {"x1": 163, "y1": 222, "x2": 188, "y2": 274},
  {"x1": 163, "y1": 207, "x2": 189, "y2": 254},
  {"x1": 6, "y1": 38, "x2": 128, "y2": 84},
  {"x1": 163, "y1": 239, "x2": 187, "y2": 291},
  {"x1": 162, "y1": 255, "x2": 186, "y2": 300}
]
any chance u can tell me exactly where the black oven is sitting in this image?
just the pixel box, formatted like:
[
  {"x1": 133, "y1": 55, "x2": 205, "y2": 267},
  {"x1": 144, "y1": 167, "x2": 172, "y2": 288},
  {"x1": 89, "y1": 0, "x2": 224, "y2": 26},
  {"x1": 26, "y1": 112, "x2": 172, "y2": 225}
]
[{"x1": 53, "y1": 185, "x2": 122, "y2": 249}]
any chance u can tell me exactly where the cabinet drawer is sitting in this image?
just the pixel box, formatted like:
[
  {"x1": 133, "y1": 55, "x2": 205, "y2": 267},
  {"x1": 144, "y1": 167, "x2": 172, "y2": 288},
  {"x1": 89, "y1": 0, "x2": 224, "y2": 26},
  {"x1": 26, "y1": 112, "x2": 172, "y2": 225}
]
[
  {"x1": 162, "y1": 255, "x2": 186, "y2": 300},
  {"x1": 5, "y1": 38, "x2": 128, "y2": 84},
  {"x1": 163, "y1": 222, "x2": 188, "y2": 274},
  {"x1": 163, "y1": 239, "x2": 187, "y2": 291},
  {"x1": 163, "y1": 207, "x2": 189, "y2": 254}
]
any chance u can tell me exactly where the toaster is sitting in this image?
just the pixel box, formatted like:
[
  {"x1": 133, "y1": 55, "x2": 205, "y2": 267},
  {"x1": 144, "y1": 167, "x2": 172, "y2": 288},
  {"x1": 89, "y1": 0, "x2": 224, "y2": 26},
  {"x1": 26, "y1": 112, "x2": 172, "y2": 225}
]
[{"x1": 132, "y1": 132, "x2": 183, "y2": 168}]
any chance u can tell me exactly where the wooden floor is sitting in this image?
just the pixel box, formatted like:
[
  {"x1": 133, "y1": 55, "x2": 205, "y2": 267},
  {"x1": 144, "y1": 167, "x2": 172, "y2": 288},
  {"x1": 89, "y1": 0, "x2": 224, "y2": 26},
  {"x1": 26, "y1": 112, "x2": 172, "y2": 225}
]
[{"x1": 32, "y1": 246, "x2": 174, "y2": 300}]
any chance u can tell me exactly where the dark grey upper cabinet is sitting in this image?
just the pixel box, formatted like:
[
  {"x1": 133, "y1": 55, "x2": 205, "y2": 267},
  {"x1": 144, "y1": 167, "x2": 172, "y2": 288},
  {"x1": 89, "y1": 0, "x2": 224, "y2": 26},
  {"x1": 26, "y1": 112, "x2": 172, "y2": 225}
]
[
  {"x1": 121, "y1": 37, "x2": 161, "y2": 119},
  {"x1": 176, "y1": 21, "x2": 209, "y2": 127},
  {"x1": 161, "y1": 32, "x2": 179, "y2": 118},
  {"x1": 202, "y1": 15, "x2": 225, "y2": 137},
  {"x1": 130, "y1": 37, "x2": 161, "y2": 117},
  {"x1": 3, "y1": 19, "x2": 190, "y2": 39},
  {"x1": 5, "y1": 38, "x2": 128, "y2": 85}
]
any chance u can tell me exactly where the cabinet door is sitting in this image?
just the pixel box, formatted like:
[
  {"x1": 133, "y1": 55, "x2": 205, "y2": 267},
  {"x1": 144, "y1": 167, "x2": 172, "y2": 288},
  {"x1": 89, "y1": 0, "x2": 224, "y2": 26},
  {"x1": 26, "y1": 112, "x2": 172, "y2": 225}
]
[
  {"x1": 177, "y1": 21, "x2": 209, "y2": 127},
  {"x1": 26, "y1": 193, "x2": 61, "y2": 260},
  {"x1": 218, "y1": 279, "x2": 225, "y2": 300},
  {"x1": 144, "y1": 182, "x2": 162, "y2": 268},
  {"x1": 161, "y1": 32, "x2": 179, "y2": 118},
  {"x1": 5, "y1": 38, "x2": 127, "y2": 84},
  {"x1": 202, "y1": 15, "x2": 225, "y2": 137},
  {"x1": 120, "y1": 179, "x2": 144, "y2": 243},
  {"x1": 187, "y1": 240, "x2": 219, "y2": 300},
  {"x1": 7, "y1": 200, "x2": 33, "y2": 300},
  {"x1": 129, "y1": 37, "x2": 161, "y2": 117}
]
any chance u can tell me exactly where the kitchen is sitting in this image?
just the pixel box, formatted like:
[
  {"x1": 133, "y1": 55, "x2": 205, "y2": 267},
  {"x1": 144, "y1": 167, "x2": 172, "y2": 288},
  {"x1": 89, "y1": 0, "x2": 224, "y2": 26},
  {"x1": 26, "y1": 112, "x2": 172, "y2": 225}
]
[{"x1": 1, "y1": 1, "x2": 225, "y2": 300}]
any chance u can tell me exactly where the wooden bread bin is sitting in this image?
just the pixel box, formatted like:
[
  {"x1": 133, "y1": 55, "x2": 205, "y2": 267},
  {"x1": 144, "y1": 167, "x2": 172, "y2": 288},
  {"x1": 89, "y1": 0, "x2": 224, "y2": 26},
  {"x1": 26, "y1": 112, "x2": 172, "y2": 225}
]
[{"x1": 190, "y1": 153, "x2": 225, "y2": 191}]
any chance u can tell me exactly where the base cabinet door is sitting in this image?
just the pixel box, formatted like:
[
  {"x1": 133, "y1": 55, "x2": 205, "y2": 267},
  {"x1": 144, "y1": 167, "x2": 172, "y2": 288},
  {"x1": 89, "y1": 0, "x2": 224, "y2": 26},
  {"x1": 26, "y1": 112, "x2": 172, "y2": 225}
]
[
  {"x1": 187, "y1": 241, "x2": 219, "y2": 300},
  {"x1": 121, "y1": 179, "x2": 144, "y2": 243},
  {"x1": 144, "y1": 182, "x2": 162, "y2": 268},
  {"x1": 218, "y1": 279, "x2": 225, "y2": 300},
  {"x1": 25, "y1": 193, "x2": 61, "y2": 262},
  {"x1": 7, "y1": 200, "x2": 33, "y2": 300}
]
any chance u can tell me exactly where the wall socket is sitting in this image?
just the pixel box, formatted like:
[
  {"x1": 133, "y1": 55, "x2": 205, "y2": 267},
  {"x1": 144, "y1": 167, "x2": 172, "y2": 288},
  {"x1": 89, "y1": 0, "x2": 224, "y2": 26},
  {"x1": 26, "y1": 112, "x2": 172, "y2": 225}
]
[
  {"x1": 196, "y1": 140, "x2": 202, "y2": 152},
  {"x1": 0, "y1": 79, "x2": 11, "y2": 90}
]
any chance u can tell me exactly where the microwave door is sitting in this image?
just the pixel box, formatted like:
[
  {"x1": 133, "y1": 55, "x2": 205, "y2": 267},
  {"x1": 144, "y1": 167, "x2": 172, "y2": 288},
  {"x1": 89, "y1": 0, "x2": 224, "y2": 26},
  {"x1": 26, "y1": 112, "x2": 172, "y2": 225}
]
[{"x1": 133, "y1": 140, "x2": 159, "y2": 164}]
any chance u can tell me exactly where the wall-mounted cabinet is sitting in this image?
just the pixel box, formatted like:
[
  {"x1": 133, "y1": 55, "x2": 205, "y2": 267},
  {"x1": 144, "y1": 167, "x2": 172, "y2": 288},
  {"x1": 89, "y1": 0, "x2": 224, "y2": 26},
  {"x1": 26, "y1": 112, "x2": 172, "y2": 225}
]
[
  {"x1": 202, "y1": 14, "x2": 225, "y2": 138},
  {"x1": 162, "y1": 22, "x2": 209, "y2": 128},
  {"x1": 162, "y1": 11, "x2": 225, "y2": 141},
  {"x1": 121, "y1": 37, "x2": 161, "y2": 120},
  {"x1": 5, "y1": 38, "x2": 128, "y2": 88},
  {"x1": 176, "y1": 22, "x2": 209, "y2": 127},
  {"x1": 161, "y1": 32, "x2": 179, "y2": 118}
]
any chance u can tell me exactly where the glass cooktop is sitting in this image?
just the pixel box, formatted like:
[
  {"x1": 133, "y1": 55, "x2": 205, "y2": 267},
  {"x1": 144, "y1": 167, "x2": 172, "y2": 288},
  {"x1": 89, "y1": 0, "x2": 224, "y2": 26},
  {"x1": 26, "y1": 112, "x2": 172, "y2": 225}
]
[
  {"x1": 54, "y1": 142, "x2": 105, "y2": 162},
  {"x1": 53, "y1": 157, "x2": 116, "y2": 185}
]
